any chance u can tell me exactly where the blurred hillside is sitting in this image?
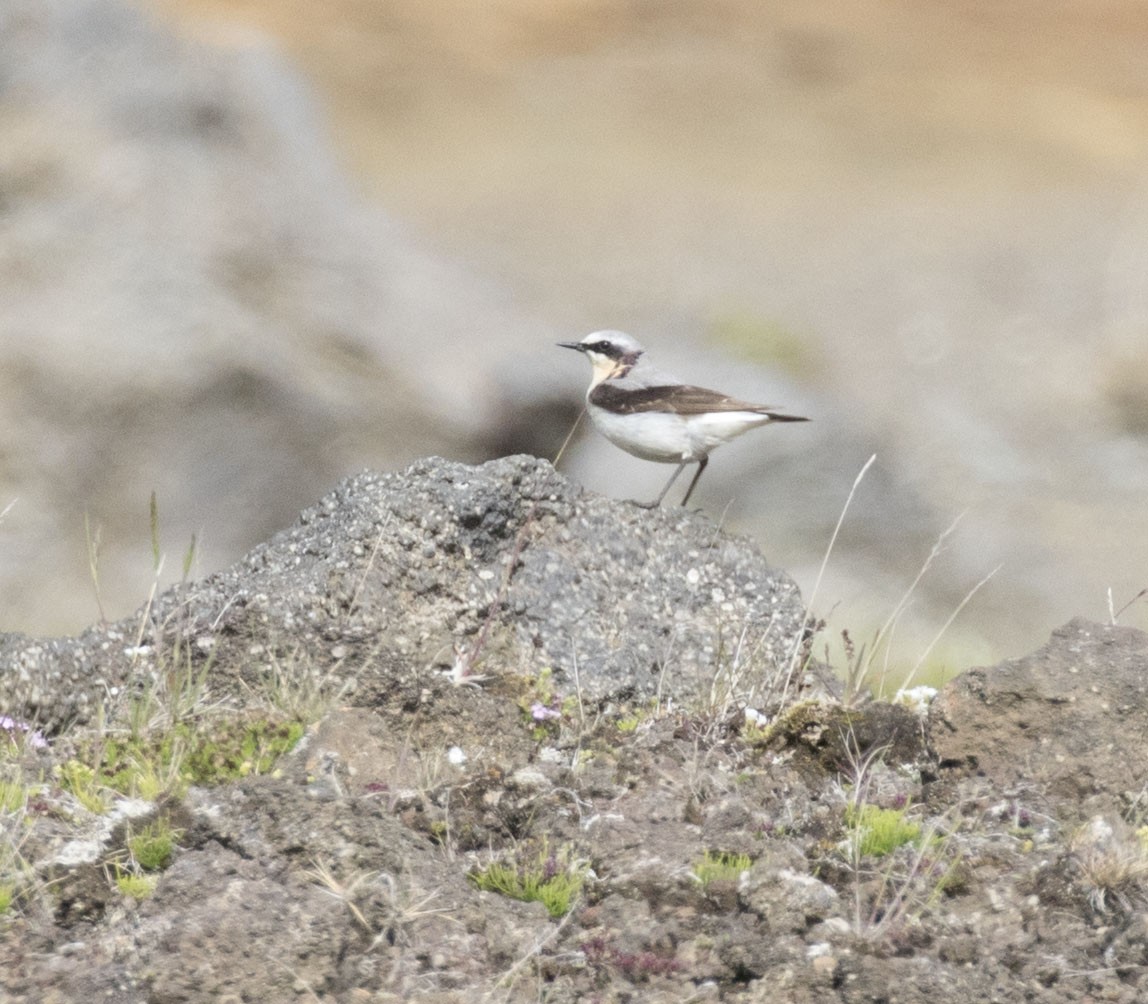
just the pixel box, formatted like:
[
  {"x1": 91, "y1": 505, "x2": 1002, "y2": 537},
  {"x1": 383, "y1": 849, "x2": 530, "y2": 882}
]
[{"x1": 3, "y1": 0, "x2": 1147, "y2": 672}]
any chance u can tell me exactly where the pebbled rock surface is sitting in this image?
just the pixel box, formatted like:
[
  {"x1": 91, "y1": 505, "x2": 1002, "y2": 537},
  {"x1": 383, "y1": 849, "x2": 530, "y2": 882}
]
[
  {"x1": 929, "y1": 617, "x2": 1148, "y2": 822},
  {"x1": 0, "y1": 455, "x2": 821, "y2": 728},
  {"x1": 1, "y1": 459, "x2": 1147, "y2": 1003}
]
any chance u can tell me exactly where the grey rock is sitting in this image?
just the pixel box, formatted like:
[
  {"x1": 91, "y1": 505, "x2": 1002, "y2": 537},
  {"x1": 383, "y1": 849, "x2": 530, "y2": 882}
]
[
  {"x1": 6, "y1": 456, "x2": 1148, "y2": 1004},
  {"x1": 739, "y1": 844, "x2": 841, "y2": 931},
  {"x1": 929, "y1": 617, "x2": 1148, "y2": 821},
  {"x1": 0, "y1": 455, "x2": 822, "y2": 728}
]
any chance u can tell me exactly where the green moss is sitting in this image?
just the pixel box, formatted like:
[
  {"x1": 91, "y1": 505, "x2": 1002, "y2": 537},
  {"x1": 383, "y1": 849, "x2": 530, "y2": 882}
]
[
  {"x1": 741, "y1": 723, "x2": 770, "y2": 745},
  {"x1": 469, "y1": 841, "x2": 587, "y2": 919},
  {"x1": 846, "y1": 804, "x2": 922, "y2": 857},
  {"x1": 181, "y1": 718, "x2": 305, "y2": 783},
  {"x1": 70, "y1": 716, "x2": 306, "y2": 804},
  {"x1": 517, "y1": 668, "x2": 558, "y2": 709},
  {"x1": 693, "y1": 850, "x2": 752, "y2": 885},
  {"x1": 103, "y1": 815, "x2": 182, "y2": 904},
  {"x1": 114, "y1": 870, "x2": 158, "y2": 900},
  {"x1": 127, "y1": 817, "x2": 181, "y2": 872},
  {"x1": 745, "y1": 699, "x2": 825, "y2": 748}
]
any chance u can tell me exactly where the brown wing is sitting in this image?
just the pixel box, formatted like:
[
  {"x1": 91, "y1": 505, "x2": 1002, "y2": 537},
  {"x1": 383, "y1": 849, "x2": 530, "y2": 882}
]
[{"x1": 591, "y1": 382, "x2": 803, "y2": 418}]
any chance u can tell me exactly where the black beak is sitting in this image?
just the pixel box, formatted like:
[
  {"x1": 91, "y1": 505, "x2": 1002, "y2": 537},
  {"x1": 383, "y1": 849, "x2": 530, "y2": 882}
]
[{"x1": 557, "y1": 341, "x2": 586, "y2": 352}]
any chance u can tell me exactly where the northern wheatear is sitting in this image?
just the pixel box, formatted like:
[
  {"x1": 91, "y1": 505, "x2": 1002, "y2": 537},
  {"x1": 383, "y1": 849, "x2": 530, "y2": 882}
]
[{"x1": 559, "y1": 331, "x2": 808, "y2": 507}]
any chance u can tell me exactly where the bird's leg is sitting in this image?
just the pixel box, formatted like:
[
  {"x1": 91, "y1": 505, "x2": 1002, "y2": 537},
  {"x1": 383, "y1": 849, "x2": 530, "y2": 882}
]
[
  {"x1": 635, "y1": 460, "x2": 689, "y2": 508},
  {"x1": 678, "y1": 456, "x2": 708, "y2": 507}
]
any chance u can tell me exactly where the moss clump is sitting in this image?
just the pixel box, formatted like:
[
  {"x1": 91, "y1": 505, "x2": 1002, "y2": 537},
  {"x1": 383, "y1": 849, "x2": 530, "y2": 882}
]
[
  {"x1": 127, "y1": 816, "x2": 181, "y2": 872},
  {"x1": 693, "y1": 850, "x2": 752, "y2": 885},
  {"x1": 67, "y1": 716, "x2": 306, "y2": 806},
  {"x1": 469, "y1": 841, "x2": 587, "y2": 919},
  {"x1": 615, "y1": 714, "x2": 642, "y2": 733},
  {"x1": 744, "y1": 699, "x2": 828, "y2": 749},
  {"x1": 846, "y1": 804, "x2": 922, "y2": 857},
  {"x1": 114, "y1": 870, "x2": 159, "y2": 900},
  {"x1": 180, "y1": 717, "x2": 306, "y2": 783}
]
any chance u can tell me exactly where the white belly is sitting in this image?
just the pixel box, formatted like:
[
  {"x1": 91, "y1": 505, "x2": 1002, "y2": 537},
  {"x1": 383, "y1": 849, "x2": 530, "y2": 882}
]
[{"x1": 587, "y1": 405, "x2": 772, "y2": 463}]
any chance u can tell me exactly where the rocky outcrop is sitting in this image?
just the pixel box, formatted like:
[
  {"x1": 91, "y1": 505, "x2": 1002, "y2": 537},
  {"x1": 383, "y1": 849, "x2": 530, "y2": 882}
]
[
  {"x1": 930, "y1": 618, "x2": 1148, "y2": 823},
  {"x1": 0, "y1": 455, "x2": 823, "y2": 727},
  {"x1": 1, "y1": 458, "x2": 1147, "y2": 1003}
]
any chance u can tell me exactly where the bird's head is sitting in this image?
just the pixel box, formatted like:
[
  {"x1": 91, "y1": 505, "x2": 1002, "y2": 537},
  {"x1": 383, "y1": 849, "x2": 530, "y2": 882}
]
[{"x1": 558, "y1": 330, "x2": 644, "y2": 384}]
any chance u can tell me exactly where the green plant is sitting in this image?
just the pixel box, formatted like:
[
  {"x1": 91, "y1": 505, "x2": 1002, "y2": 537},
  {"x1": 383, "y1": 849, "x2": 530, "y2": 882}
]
[
  {"x1": 692, "y1": 850, "x2": 752, "y2": 885},
  {"x1": 0, "y1": 827, "x2": 32, "y2": 916},
  {"x1": 114, "y1": 869, "x2": 159, "y2": 900},
  {"x1": 0, "y1": 761, "x2": 37, "y2": 916},
  {"x1": 181, "y1": 717, "x2": 306, "y2": 782},
  {"x1": 129, "y1": 744, "x2": 191, "y2": 802},
  {"x1": 62, "y1": 495, "x2": 314, "y2": 820},
  {"x1": 613, "y1": 699, "x2": 664, "y2": 735},
  {"x1": 838, "y1": 733, "x2": 923, "y2": 859},
  {"x1": 515, "y1": 668, "x2": 576, "y2": 740},
  {"x1": 107, "y1": 812, "x2": 181, "y2": 903},
  {"x1": 57, "y1": 760, "x2": 111, "y2": 814},
  {"x1": 127, "y1": 817, "x2": 181, "y2": 872},
  {"x1": 835, "y1": 733, "x2": 961, "y2": 941},
  {"x1": 846, "y1": 812, "x2": 959, "y2": 942},
  {"x1": 73, "y1": 716, "x2": 306, "y2": 805},
  {"x1": 127, "y1": 657, "x2": 215, "y2": 738},
  {"x1": 469, "y1": 841, "x2": 587, "y2": 919},
  {"x1": 846, "y1": 804, "x2": 922, "y2": 858},
  {"x1": 0, "y1": 776, "x2": 28, "y2": 814},
  {"x1": 616, "y1": 714, "x2": 642, "y2": 734}
]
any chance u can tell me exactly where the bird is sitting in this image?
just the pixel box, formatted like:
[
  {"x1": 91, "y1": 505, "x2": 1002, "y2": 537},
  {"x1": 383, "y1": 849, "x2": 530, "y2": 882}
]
[{"x1": 559, "y1": 330, "x2": 808, "y2": 507}]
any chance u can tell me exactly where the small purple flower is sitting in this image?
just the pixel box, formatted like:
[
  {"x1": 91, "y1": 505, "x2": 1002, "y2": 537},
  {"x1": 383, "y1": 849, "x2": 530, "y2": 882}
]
[
  {"x1": 531, "y1": 702, "x2": 561, "y2": 722},
  {"x1": 0, "y1": 714, "x2": 48, "y2": 750}
]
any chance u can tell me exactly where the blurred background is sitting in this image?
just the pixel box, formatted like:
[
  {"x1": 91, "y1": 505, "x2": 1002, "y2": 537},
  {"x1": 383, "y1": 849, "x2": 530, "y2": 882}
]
[{"x1": 2, "y1": 0, "x2": 1147, "y2": 684}]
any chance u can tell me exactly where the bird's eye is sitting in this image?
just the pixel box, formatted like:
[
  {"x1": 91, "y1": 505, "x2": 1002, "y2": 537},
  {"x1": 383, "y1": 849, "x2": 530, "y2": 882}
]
[{"x1": 594, "y1": 342, "x2": 614, "y2": 354}]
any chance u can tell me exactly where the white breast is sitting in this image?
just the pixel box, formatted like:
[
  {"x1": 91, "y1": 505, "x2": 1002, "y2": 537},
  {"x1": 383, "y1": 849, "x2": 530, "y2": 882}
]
[
  {"x1": 586, "y1": 406, "x2": 775, "y2": 463},
  {"x1": 586, "y1": 407, "x2": 694, "y2": 462}
]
